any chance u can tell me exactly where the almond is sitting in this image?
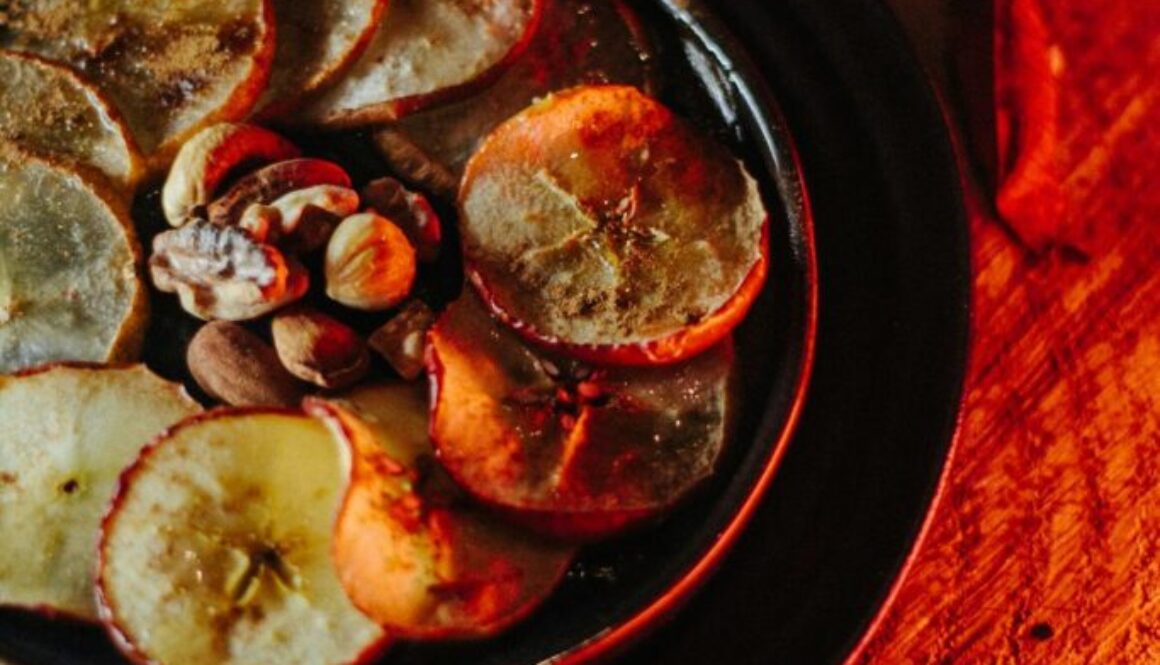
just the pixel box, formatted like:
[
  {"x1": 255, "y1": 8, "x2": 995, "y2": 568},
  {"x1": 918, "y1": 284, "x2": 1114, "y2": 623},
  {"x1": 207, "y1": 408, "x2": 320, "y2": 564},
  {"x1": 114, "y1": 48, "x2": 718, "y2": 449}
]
[
  {"x1": 187, "y1": 321, "x2": 307, "y2": 407},
  {"x1": 271, "y1": 309, "x2": 370, "y2": 389}
]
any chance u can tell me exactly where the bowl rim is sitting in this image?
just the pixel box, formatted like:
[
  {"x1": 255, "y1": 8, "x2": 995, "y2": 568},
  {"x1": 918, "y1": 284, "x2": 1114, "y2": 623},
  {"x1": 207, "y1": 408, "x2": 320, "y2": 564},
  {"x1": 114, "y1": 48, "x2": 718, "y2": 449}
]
[{"x1": 552, "y1": 1, "x2": 821, "y2": 661}]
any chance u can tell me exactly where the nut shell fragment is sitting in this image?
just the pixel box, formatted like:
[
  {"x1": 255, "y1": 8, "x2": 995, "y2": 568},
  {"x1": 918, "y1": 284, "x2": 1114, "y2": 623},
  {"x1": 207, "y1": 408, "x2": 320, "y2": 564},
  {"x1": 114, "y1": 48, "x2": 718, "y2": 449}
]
[
  {"x1": 368, "y1": 301, "x2": 435, "y2": 380},
  {"x1": 150, "y1": 220, "x2": 308, "y2": 321},
  {"x1": 362, "y1": 177, "x2": 442, "y2": 262}
]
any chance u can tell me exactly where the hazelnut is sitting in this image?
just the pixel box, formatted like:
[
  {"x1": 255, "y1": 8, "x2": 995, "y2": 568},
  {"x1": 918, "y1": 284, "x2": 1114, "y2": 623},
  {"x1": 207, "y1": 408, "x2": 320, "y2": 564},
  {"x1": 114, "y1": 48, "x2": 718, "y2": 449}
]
[
  {"x1": 325, "y1": 212, "x2": 417, "y2": 311},
  {"x1": 187, "y1": 321, "x2": 307, "y2": 407},
  {"x1": 149, "y1": 220, "x2": 308, "y2": 321},
  {"x1": 271, "y1": 309, "x2": 370, "y2": 389},
  {"x1": 361, "y1": 177, "x2": 442, "y2": 262},
  {"x1": 368, "y1": 300, "x2": 436, "y2": 380}
]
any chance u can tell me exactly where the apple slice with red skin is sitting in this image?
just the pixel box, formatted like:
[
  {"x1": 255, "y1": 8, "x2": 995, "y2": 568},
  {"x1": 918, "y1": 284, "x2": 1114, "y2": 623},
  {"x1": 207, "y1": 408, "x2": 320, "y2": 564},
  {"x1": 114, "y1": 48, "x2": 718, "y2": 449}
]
[
  {"x1": 427, "y1": 293, "x2": 736, "y2": 541},
  {"x1": 375, "y1": 0, "x2": 656, "y2": 179},
  {"x1": 0, "y1": 364, "x2": 201, "y2": 621},
  {"x1": 307, "y1": 383, "x2": 575, "y2": 639},
  {"x1": 255, "y1": 0, "x2": 388, "y2": 118},
  {"x1": 459, "y1": 85, "x2": 769, "y2": 366},
  {"x1": 300, "y1": 0, "x2": 545, "y2": 127},
  {"x1": 97, "y1": 409, "x2": 389, "y2": 665}
]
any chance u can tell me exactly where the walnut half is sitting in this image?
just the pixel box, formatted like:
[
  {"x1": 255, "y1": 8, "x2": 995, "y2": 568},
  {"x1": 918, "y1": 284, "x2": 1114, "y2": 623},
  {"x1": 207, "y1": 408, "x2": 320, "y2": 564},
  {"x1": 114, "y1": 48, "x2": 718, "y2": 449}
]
[{"x1": 150, "y1": 221, "x2": 308, "y2": 321}]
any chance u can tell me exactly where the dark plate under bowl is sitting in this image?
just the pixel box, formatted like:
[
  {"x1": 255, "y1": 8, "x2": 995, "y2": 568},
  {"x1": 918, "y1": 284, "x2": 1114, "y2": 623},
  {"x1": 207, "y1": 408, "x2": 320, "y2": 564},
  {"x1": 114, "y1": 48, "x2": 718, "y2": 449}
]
[{"x1": 0, "y1": 0, "x2": 968, "y2": 662}]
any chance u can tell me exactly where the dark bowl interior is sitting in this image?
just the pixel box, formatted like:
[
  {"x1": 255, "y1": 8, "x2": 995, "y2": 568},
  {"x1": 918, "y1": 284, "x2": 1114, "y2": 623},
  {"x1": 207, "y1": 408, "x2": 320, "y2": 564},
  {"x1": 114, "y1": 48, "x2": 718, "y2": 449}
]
[{"x1": 0, "y1": 0, "x2": 970, "y2": 662}]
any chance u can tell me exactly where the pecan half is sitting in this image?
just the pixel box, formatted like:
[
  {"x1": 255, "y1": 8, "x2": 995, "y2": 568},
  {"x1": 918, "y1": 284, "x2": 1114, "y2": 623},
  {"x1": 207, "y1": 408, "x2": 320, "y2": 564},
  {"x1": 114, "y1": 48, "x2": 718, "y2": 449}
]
[{"x1": 150, "y1": 221, "x2": 308, "y2": 321}]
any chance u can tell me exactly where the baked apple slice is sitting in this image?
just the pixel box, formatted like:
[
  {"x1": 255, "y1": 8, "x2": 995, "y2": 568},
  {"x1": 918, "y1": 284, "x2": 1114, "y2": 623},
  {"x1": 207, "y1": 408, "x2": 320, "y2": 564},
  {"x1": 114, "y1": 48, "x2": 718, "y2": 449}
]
[
  {"x1": 1, "y1": 0, "x2": 277, "y2": 167},
  {"x1": 299, "y1": 0, "x2": 544, "y2": 127},
  {"x1": 376, "y1": 0, "x2": 655, "y2": 179},
  {"x1": 0, "y1": 364, "x2": 201, "y2": 620},
  {"x1": 0, "y1": 50, "x2": 143, "y2": 193},
  {"x1": 307, "y1": 383, "x2": 575, "y2": 638},
  {"x1": 97, "y1": 410, "x2": 388, "y2": 664},
  {"x1": 459, "y1": 85, "x2": 769, "y2": 366},
  {"x1": 0, "y1": 149, "x2": 147, "y2": 373},
  {"x1": 256, "y1": 0, "x2": 388, "y2": 117},
  {"x1": 427, "y1": 293, "x2": 736, "y2": 541}
]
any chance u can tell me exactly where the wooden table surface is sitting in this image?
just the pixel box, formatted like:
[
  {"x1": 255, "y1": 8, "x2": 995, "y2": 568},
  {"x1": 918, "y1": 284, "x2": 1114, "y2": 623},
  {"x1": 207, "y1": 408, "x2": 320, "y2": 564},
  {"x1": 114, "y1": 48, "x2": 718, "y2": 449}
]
[{"x1": 851, "y1": 0, "x2": 1159, "y2": 662}]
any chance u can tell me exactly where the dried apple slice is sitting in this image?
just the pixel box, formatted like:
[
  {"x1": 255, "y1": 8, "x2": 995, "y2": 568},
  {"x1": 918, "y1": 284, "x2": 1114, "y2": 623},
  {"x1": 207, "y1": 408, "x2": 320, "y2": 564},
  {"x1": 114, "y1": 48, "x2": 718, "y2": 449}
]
[
  {"x1": 0, "y1": 149, "x2": 147, "y2": 373},
  {"x1": 0, "y1": 0, "x2": 277, "y2": 167},
  {"x1": 97, "y1": 410, "x2": 389, "y2": 665},
  {"x1": 256, "y1": 0, "x2": 388, "y2": 117},
  {"x1": 0, "y1": 364, "x2": 201, "y2": 620},
  {"x1": 377, "y1": 0, "x2": 655, "y2": 179},
  {"x1": 299, "y1": 0, "x2": 544, "y2": 127},
  {"x1": 307, "y1": 383, "x2": 575, "y2": 638},
  {"x1": 0, "y1": 50, "x2": 143, "y2": 193},
  {"x1": 459, "y1": 85, "x2": 769, "y2": 366},
  {"x1": 428, "y1": 293, "x2": 736, "y2": 540}
]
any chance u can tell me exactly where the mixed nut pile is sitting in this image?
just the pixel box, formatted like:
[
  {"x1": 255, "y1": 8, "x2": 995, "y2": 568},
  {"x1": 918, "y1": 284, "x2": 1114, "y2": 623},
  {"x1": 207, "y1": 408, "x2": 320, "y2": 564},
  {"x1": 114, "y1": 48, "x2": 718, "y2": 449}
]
[{"x1": 151, "y1": 123, "x2": 439, "y2": 405}]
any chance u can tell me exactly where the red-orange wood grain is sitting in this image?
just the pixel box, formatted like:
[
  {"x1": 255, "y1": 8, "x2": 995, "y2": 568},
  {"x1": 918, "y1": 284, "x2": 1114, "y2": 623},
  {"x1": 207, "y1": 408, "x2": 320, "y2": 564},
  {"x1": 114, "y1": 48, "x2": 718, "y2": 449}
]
[{"x1": 851, "y1": 0, "x2": 1159, "y2": 662}]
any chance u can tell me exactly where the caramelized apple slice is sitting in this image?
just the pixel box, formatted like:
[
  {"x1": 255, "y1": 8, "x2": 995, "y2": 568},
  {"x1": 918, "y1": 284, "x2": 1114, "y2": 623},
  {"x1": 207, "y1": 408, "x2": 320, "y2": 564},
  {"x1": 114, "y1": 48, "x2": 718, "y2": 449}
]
[
  {"x1": 308, "y1": 383, "x2": 575, "y2": 638},
  {"x1": 428, "y1": 293, "x2": 736, "y2": 540},
  {"x1": 256, "y1": 0, "x2": 388, "y2": 117},
  {"x1": 377, "y1": 0, "x2": 655, "y2": 179},
  {"x1": 0, "y1": 50, "x2": 144, "y2": 193},
  {"x1": 460, "y1": 85, "x2": 769, "y2": 366},
  {"x1": 299, "y1": 0, "x2": 544, "y2": 127},
  {"x1": 0, "y1": 365, "x2": 201, "y2": 620},
  {"x1": 1, "y1": 0, "x2": 277, "y2": 167},
  {"x1": 97, "y1": 410, "x2": 388, "y2": 664}
]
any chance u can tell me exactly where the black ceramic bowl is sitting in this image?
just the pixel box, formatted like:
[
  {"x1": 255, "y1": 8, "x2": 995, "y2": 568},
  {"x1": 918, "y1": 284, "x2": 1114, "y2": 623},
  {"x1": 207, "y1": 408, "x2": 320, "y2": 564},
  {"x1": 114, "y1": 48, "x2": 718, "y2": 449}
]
[{"x1": 0, "y1": 0, "x2": 968, "y2": 663}]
